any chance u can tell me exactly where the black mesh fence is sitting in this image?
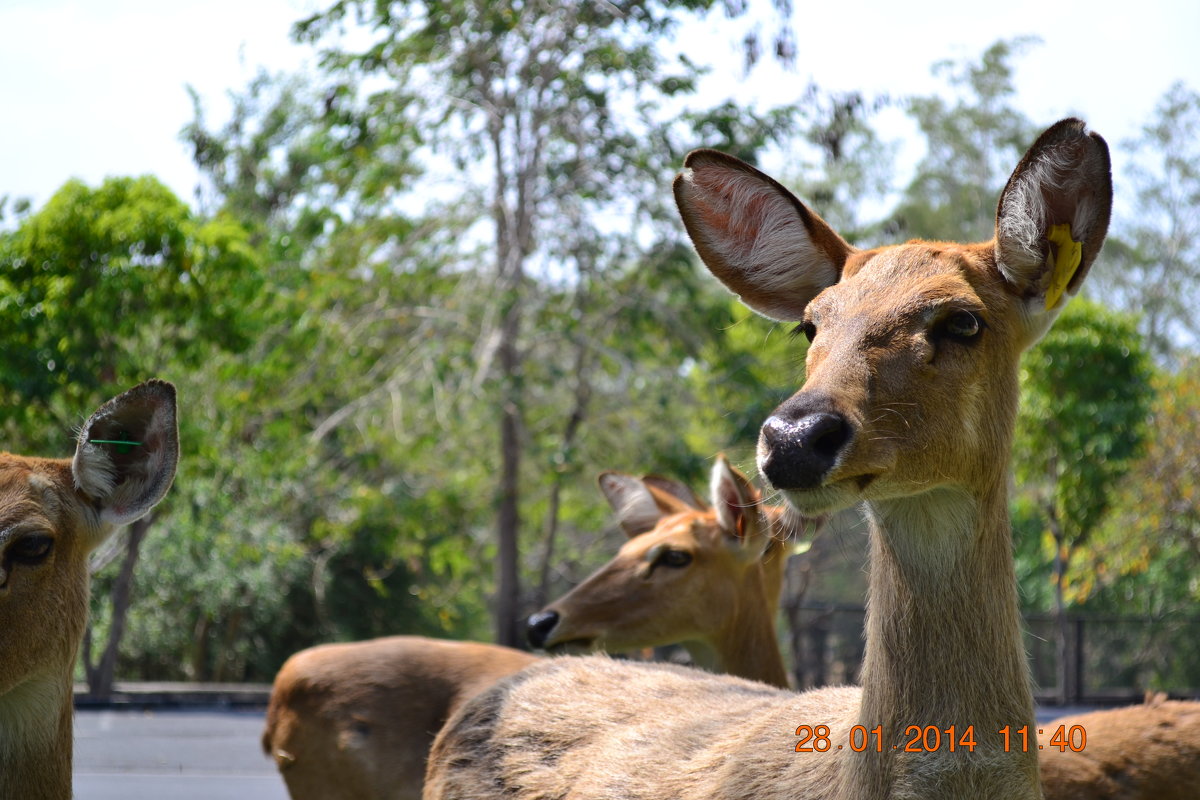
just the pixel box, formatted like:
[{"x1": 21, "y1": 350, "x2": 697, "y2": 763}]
[{"x1": 791, "y1": 607, "x2": 1200, "y2": 703}]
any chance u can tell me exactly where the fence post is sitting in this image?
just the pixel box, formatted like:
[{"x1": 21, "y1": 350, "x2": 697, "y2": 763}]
[{"x1": 1072, "y1": 616, "x2": 1085, "y2": 704}]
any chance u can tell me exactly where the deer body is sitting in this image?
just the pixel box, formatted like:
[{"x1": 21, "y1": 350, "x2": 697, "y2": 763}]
[
  {"x1": 0, "y1": 381, "x2": 179, "y2": 800},
  {"x1": 425, "y1": 119, "x2": 1113, "y2": 800},
  {"x1": 264, "y1": 459, "x2": 810, "y2": 799},
  {"x1": 1039, "y1": 698, "x2": 1200, "y2": 800},
  {"x1": 263, "y1": 637, "x2": 538, "y2": 800}
]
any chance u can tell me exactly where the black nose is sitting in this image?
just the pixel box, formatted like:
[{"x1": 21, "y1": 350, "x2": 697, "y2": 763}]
[
  {"x1": 526, "y1": 610, "x2": 560, "y2": 649},
  {"x1": 759, "y1": 411, "x2": 850, "y2": 490}
]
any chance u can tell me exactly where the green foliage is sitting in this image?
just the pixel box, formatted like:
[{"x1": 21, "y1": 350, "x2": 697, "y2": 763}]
[
  {"x1": 1014, "y1": 300, "x2": 1154, "y2": 603},
  {"x1": 684, "y1": 299, "x2": 802, "y2": 468},
  {"x1": 1086, "y1": 361, "x2": 1200, "y2": 610},
  {"x1": 0, "y1": 177, "x2": 260, "y2": 438}
]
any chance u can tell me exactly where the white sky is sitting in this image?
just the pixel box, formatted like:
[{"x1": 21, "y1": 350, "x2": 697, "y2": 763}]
[{"x1": 1, "y1": 0, "x2": 1198, "y2": 213}]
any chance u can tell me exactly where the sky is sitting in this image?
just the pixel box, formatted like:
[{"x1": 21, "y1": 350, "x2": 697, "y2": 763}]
[{"x1": 1, "y1": 0, "x2": 1198, "y2": 215}]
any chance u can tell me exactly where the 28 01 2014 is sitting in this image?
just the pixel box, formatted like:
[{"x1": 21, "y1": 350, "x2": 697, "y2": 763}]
[{"x1": 794, "y1": 724, "x2": 1087, "y2": 753}]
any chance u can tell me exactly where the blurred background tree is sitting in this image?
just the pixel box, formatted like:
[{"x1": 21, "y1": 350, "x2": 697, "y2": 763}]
[{"x1": 1088, "y1": 83, "x2": 1200, "y2": 362}]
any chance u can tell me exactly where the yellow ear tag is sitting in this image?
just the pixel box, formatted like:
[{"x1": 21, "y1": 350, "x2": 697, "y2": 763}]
[{"x1": 1044, "y1": 223, "x2": 1082, "y2": 310}]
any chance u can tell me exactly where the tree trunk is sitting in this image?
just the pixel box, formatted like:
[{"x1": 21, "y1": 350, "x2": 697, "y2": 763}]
[
  {"x1": 85, "y1": 515, "x2": 153, "y2": 698},
  {"x1": 534, "y1": 331, "x2": 592, "y2": 610},
  {"x1": 1050, "y1": 521, "x2": 1071, "y2": 705},
  {"x1": 491, "y1": 120, "x2": 526, "y2": 649},
  {"x1": 496, "y1": 337, "x2": 523, "y2": 648}
]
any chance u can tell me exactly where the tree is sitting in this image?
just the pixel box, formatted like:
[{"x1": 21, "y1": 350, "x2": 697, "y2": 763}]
[
  {"x1": 0, "y1": 177, "x2": 261, "y2": 696},
  {"x1": 290, "y1": 0, "x2": 802, "y2": 646},
  {"x1": 893, "y1": 37, "x2": 1039, "y2": 243},
  {"x1": 777, "y1": 85, "x2": 895, "y2": 244},
  {"x1": 1013, "y1": 300, "x2": 1154, "y2": 703},
  {"x1": 1088, "y1": 360, "x2": 1200, "y2": 608},
  {"x1": 1090, "y1": 82, "x2": 1200, "y2": 361}
]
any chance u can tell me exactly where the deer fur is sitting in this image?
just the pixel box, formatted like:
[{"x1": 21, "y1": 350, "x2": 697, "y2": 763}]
[
  {"x1": 263, "y1": 458, "x2": 813, "y2": 799},
  {"x1": 1039, "y1": 696, "x2": 1200, "y2": 800},
  {"x1": 0, "y1": 381, "x2": 179, "y2": 800},
  {"x1": 263, "y1": 636, "x2": 537, "y2": 800},
  {"x1": 424, "y1": 119, "x2": 1113, "y2": 800}
]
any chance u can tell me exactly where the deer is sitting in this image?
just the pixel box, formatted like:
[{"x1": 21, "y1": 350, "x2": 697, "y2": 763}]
[
  {"x1": 423, "y1": 118, "x2": 1113, "y2": 800},
  {"x1": 262, "y1": 456, "x2": 815, "y2": 800},
  {"x1": 0, "y1": 380, "x2": 179, "y2": 800},
  {"x1": 1038, "y1": 694, "x2": 1200, "y2": 800},
  {"x1": 263, "y1": 636, "x2": 538, "y2": 800},
  {"x1": 527, "y1": 455, "x2": 818, "y2": 689}
]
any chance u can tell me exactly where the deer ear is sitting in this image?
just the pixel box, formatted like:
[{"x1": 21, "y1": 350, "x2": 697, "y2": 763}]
[
  {"x1": 708, "y1": 455, "x2": 765, "y2": 560},
  {"x1": 73, "y1": 380, "x2": 179, "y2": 528},
  {"x1": 673, "y1": 149, "x2": 854, "y2": 322},
  {"x1": 640, "y1": 474, "x2": 707, "y2": 510},
  {"x1": 994, "y1": 118, "x2": 1113, "y2": 339},
  {"x1": 598, "y1": 472, "x2": 667, "y2": 538}
]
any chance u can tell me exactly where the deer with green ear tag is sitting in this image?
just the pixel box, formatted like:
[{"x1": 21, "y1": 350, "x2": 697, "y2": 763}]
[{"x1": 0, "y1": 380, "x2": 179, "y2": 800}]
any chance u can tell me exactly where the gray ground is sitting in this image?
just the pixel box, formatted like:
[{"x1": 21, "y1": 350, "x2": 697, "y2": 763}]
[{"x1": 73, "y1": 709, "x2": 288, "y2": 800}]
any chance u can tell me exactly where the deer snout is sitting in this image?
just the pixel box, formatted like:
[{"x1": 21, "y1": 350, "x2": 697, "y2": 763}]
[
  {"x1": 526, "y1": 610, "x2": 560, "y2": 650},
  {"x1": 759, "y1": 410, "x2": 850, "y2": 490}
]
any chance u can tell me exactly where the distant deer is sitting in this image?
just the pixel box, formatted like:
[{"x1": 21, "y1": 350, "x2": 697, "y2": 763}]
[
  {"x1": 1039, "y1": 695, "x2": 1200, "y2": 800},
  {"x1": 0, "y1": 381, "x2": 179, "y2": 800},
  {"x1": 424, "y1": 118, "x2": 1113, "y2": 800},
  {"x1": 527, "y1": 455, "x2": 818, "y2": 688},
  {"x1": 262, "y1": 457, "x2": 814, "y2": 800}
]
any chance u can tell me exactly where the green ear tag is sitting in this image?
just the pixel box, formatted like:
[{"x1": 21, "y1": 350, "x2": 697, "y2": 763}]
[
  {"x1": 90, "y1": 437, "x2": 142, "y2": 454},
  {"x1": 1044, "y1": 223, "x2": 1082, "y2": 310}
]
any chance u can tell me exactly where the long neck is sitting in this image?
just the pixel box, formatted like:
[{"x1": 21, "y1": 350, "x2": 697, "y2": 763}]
[
  {"x1": 685, "y1": 566, "x2": 790, "y2": 689},
  {"x1": 839, "y1": 481, "x2": 1039, "y2": 800},
  {"x1": 0, "y1": 673, "x2": 74, "y2": 800}
]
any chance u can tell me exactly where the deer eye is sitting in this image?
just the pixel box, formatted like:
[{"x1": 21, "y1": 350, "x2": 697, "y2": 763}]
[
  {"x1": 655, "y1": 549, "x2": 693, "y2": 569},
  {"x1": 935, "y1": 310, "x2": 983, "y2": 342},
  {"x1": 8, "y1": 534, "x2": 53, "y2": 565},
  {"x1": 801, "y1": 321, "x2": 817, "y2": 343}
]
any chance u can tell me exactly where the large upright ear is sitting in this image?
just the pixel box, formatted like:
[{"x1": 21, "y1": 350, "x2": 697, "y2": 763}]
[
  {"x1": 640, "y1": 474, "x2": 707, "y2": 511},
  {"x1": 709, "y1": 455, "x2": 766, "y2": 561},
  {"x1": 994, "y1": 118, "x2": 1113, "y2": 337},
  {"x1": 598, "y1": 472, "x2": 671, "y2": 538},
  {"x1": 73, "y1": 380, "x2": 179, "y2": 527},
  {"x1": 673, "y1": 149, "x2": 855, "y2": 321}
]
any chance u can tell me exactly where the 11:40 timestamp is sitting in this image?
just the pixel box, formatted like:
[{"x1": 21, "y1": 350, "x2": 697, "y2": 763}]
[{"x1": 795, "y1": 724, "x2": 1087, "y2": 753}]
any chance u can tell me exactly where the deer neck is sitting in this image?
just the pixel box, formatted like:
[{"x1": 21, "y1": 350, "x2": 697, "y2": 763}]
[
  {"x1": 841, "y1": 480, "x2": 1039, "y2": 800},
  {"x1": 686, "y1": 570, "x2": 790, "y2": 689},
  {"x1": 0, "y1": 672, "x2": 74, "y2": 800}
]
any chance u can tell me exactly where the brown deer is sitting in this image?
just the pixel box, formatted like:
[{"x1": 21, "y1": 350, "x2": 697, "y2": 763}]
[
  {"x1": 423, "y1": 118, "x2": 1113, "y2": 800},
  {"x1": 527, "y1": 455, "x2": 815, "y2": 689},
  {"x1": 0, "y1": 380, "x2": 178, "y2": 800},
  {"x1": 1039, "y1": 695, "x2": 1200, "y2": 800},
  {"x1": 263, "y1": 637, "x2": 537, "y2": 800},
  {"x1": 262, "y1": 456, "x2": 814, "y2": 800}
]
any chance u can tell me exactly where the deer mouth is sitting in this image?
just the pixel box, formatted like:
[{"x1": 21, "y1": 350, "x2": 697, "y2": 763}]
[{"x1": 780, "y1": 479, "x2": 869, "y2": 515}]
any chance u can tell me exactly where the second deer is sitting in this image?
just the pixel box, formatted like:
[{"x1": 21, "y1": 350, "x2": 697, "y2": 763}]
[
  {"x1": 527, "y1": 456, "x2": 815, "y2": 688},
  {"x1": 424, "y1": 118, "x2": 1113, "y2": 800}
]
